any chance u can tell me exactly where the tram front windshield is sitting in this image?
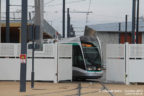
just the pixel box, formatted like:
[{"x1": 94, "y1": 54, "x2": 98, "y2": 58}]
[{"x1": 82, "y1": 43, "x2": 101, "y2": 71}]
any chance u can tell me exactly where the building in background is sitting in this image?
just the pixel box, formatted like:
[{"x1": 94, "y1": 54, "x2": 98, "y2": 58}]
[
  {"x1": 0, "y1": 19, "x2": 61, "y2": 43},
  {"x1": 84, "y1": 17, "x2": 144, "y2": 66}
]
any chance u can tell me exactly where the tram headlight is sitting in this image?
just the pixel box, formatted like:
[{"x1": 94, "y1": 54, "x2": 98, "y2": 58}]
[
  {"x1": 87, "y1": 67, "x2": 93, "y2": 71},
  {"x1": 97, "y1": 68, "x2": 101, "y2": 71}
]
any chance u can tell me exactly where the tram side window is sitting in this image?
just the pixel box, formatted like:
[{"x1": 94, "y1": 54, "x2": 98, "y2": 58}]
[{"x1": 73, "y1": 45, "x2": 85, "y2": 69}]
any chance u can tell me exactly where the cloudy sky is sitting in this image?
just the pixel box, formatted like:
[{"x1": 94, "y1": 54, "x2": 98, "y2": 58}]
[{"x1": 1, "y1": 0, "x2": 144, "y2": 36}]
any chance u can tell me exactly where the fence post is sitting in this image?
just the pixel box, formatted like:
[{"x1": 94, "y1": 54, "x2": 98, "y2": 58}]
[
  {"x1": 14, "y1": 44, "x2": 17, "y2": 57},
  {"x1": 78, "y1": 83, "x2": 81, "y2": 96},
  {"x1": 55, "y1": 44, "x2": 58, "y2": 83},
  {"x1": 125, "y1": 43, "x2": 130, "y2": 85}
]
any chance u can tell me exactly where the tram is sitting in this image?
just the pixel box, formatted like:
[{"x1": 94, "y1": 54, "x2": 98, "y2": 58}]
[{"x1": 60, "y1": 36, "x2": 103, "y2": 80}]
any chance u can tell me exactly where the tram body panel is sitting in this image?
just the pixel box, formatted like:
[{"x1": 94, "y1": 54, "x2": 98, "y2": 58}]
[{"x1": 73, "y1": 67, "x2": 103, "y2": 79}]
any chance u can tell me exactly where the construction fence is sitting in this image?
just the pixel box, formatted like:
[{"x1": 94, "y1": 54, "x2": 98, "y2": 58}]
[
  {"x1": 0, "y1": 43, "x2": 72, "y2": 83},
  {"x1": 106, "y1": 43, "x2": 144, "y2": 84}
]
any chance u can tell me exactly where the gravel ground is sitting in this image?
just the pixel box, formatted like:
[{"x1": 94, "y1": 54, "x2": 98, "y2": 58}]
[{"x1": 0, "y1": 81, "x2": 144, "y2": 96}]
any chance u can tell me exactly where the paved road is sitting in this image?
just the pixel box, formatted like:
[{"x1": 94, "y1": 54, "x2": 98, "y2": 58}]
[{"x1": 0, "y1": 81, "x2": 144, "y2": 96}]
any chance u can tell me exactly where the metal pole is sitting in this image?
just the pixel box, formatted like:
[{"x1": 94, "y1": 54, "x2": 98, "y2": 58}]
[
  {"x1": 34, "y1": 0, "x2": 44, "y2": 50},
  {"x1": 119, "y1": 23, "x2": 121, "y2": 44},
  {"x1": 20, "y1": 0, "x2": 28, "y2": 92},
  {"x1": 69, "y1": 15, "x2": 71, "y2": 37},
  {"x1": 78, "y1": 83, "x2": 81, "y2": 96},
  {"x1": 31, "y1": 24, "x2": 35, "y2": 88},
  {"x1": 125, "y1": 15, "x2": 128, "y2": 43},
  {"x1": 62, "y1": 0, "x2": 65, "y2": 38},
  {"x1": 0, "y1": 0, "x2": 1, "y2": 43},
  {"x1": 67, "y1": 8, "x2": 70, "y2": 38},
  {"x1": 29, "y1": 12, "x2": 35, "y2": 88},
  {"x1": 136, "y1": 0, "x2": 139, "y2": 44},
  {"x1": 132, "y1": 0, "x2": 136, "y2": 43},
  {"x1": 6, "y1": 0, "x2": 10, "y2": 42}
]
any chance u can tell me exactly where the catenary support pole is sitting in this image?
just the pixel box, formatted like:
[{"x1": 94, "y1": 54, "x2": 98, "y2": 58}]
[
  {"x1": 119, "y1": 23, "x2": 121, "y2": 44},
  {"x1": 67, "y1": 8, "x2": 70, "y2": 38},
  {"x1": 62, "y1": 0, "x2": 65, "y2": 38},
  {"x1": 0, "y1": 0, "x2": 1, "y2": 43},
  {"x1": 125, "y1": 15, "x2": 128, "y2": 43},
  {"x1": 132, "y1": 0, "x2": 136, "y2": 43},
  {"x1": 6, "y1": 0, "x2": 10, "y2": 42},
  {"x1": 20, "y1": 0, "x2": 28, "y2": 92},
  {"x1": 136, "y1": 0, "x2": 139, "y2": 44}
]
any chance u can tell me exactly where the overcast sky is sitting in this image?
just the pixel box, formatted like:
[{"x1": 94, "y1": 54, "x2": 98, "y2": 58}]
[{"x1": 1, "y1": 0, "x2": 144, "y2": 36}]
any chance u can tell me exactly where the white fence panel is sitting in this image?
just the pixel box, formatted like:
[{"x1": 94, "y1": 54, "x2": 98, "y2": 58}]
[
  {"x1": 0, "y1": 44, "x2": 57, "y2": 82},
  {"x1": 106, "y1": 59, "x2": 125, "y2": 83},
  {"x1": 106, "y1": 44, "x2": 125, "y2": 58},
  {"x1": 27, "y1": 44, "x2": 56, "y2": 57},
  {"x1": 0, "y1": 43, "x2": 72, "y2": 83},
  {"x1": 0, "y1": 43, "x2": 18, "y2": 57},
  {"x1": 128, "y1": 60, "x2": 144, "y2": 83},
  {"x1": 58, "y1": 44, "x2": 72, "y2": 81},
  {"x1": 0, "y1": 59, "x2": 20, "y2": 80},
  {"x1": 0, "y1": 58, "x2": 57, "y2": 82},
  {"x1": 129, "y1": 44, "x2": 144, "y2": 58},
  {"x1": 126, "y1": 44, "x2": 144, "y2": 84},
  {"x1": 0, "y1": 43, "x2": 57, "y2": 58},
  {"x1": 107, "y1": 43, "x2": 144, "y2": 84},
  {"x1": 27, "y1": 59, "x2": 57, "y2": 82},
  {"x1": 106, "y1": 44, "x2": 125, "y2": 83}
]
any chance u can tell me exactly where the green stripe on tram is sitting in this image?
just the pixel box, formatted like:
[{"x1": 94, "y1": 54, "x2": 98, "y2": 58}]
[
  {"x1": 87, "y1": 70, "x2": 102, "y2": 72},
  {"x1": 64, "y1": 43, "x2": 79, "y2": 46}
]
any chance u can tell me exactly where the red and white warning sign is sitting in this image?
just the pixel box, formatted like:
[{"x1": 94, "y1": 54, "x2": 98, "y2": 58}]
[{"x1": 20, "y1": 54, "x2": 27, "y2": 63}]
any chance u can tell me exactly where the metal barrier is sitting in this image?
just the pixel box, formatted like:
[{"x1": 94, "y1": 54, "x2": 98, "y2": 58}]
[
  {"x1": 106, "y1": 43, "x2": 144, "y2": 84},
  {"x1": 0, "y1": 43, "x2": 72, "y2": 83},
  {"x1": 0, "y1": 43, "x2": 57, "y2": 58}
]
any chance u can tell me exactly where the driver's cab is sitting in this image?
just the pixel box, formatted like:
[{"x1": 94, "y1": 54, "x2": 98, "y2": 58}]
[{"x1": 72, "y1": 42, "x2": 102, "y2": 72}]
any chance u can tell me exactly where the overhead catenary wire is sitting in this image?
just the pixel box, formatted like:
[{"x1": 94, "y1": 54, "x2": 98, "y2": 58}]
[
  {"x1": 45, "y1": 0, "x2": 55, "y2": 5},
  {"x1": 44, "y1": 0, "x2": 87, "y2": 7},
  {"x1": 86, "y1": 0, "x2": 92, "y2": 25},
  {"x1": 66, "y1": 0, "x2": 86, "y2": 4},
  {"x1": 9, "y1": 4, "x2": 35, "y2": 8}
]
